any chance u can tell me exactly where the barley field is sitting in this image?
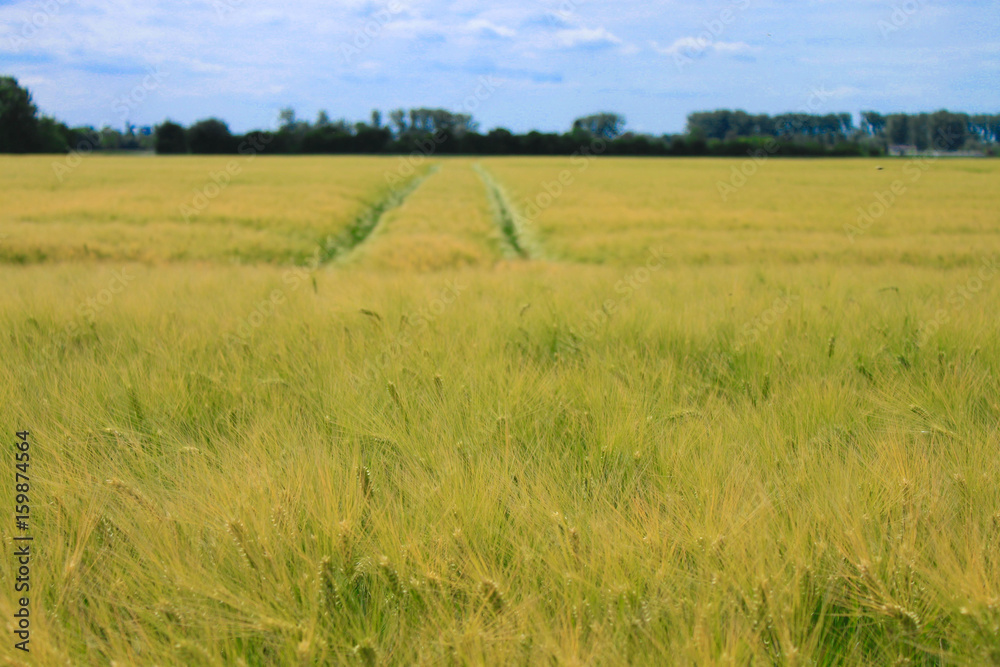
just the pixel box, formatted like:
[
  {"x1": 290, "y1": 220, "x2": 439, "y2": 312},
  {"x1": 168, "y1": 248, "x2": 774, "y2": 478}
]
[{"x1": 1, "y1": 155, "x2": 999, "y2": 665}]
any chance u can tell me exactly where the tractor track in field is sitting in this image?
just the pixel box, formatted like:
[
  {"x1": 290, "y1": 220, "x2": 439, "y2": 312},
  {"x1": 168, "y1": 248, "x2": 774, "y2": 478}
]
[
  {"x1": 474, "y1": 163, "x2": 533, "y2": 260},
  {"x1": 319, "y1": 165, "x2": 439, "y2": 264}
]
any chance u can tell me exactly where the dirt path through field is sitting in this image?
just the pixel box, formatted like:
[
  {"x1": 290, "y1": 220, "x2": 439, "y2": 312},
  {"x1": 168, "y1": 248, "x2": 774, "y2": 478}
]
[{"x1": 351, "y1": 160, "x2": 522, "y2": 271}]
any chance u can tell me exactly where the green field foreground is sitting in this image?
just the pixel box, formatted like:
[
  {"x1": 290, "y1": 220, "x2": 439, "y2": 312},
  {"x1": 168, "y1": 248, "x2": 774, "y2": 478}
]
[{"x1": 1, "y1": 157, "x2": 999, "y2": 665}]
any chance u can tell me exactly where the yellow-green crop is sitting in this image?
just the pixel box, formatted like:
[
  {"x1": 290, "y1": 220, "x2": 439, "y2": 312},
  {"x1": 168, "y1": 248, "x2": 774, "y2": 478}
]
[{"x1": 1, "y1": 156, "x2": 999, "y2": 665}]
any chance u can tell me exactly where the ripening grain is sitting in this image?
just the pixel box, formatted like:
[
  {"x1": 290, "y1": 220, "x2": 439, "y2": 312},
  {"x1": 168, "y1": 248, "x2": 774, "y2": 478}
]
[
  {"x1": 483, "y1": 157, "x2": 1000, "y2": 268},
  {"x1": 1, "y1": 156, "x2": 999, "y2": 666},
  {"x1": 0, "y1": 156, "x2": 403, "y2": 264},
  {"x1": 352, "y1": 160, "x2": 505, "y2": 271}
]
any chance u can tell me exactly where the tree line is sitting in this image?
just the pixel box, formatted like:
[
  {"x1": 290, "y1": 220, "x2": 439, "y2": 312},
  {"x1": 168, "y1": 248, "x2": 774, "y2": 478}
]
[
  {"x1": 2, "y1": 76, "x2": 998, "y2": 157},
  {"x1": 687, "y1": 109, "x2": 1000, "y2": 153}
]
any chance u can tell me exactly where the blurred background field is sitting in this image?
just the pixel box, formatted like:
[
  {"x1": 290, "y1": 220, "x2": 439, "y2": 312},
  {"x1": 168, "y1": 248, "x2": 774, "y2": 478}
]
[
  {"x1": 350, "y1": 161, "x2": 508, "y2": 271},
  {"x1": 0, "y1": 156, "x2": 402, "y2": 264},
  {"x1": 483, "y1": 156, "x2": 1000, "y2": 268},
  {"x1": 3, "y1": 156, "x2": 997, "y2": 269}
]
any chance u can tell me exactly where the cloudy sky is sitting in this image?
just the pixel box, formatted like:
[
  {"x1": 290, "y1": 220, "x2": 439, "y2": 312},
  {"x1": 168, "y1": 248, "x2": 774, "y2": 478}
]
[{"x1": 1, "y1": 0, "x2": 998, "y2": 134}]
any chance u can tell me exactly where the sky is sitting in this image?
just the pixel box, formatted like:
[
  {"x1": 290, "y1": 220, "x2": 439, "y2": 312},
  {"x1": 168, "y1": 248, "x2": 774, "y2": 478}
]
[{"x1": 1, "y1": 0, "x2": 998, "y2": 135}]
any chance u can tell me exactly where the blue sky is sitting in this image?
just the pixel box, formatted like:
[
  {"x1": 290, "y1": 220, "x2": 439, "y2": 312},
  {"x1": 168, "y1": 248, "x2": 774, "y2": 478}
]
[{"x1": 1, "y1": 0, "x2": 998, "y2": 134}]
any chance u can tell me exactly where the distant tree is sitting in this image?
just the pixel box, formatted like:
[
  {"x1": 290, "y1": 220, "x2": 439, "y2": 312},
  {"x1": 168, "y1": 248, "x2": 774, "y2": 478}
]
[
  {"x1": 70, "y1": 126, "x2": 101, "y2": 151},
  {"x1": 752, "y1": 114, "x2": 775, "y2": 136},
  {"x1": 929, "y1": 110, "x2": 969, "y2": 151},
  {"x1": 984, "y1": 114, "x2": 1000, "y2": 144},
  {"x1": 485, "y1": 128, "x2": 517, "y2": 154},
  {"x1": 722, "y1": 111, "x2": 743, "y2": 140},
  {"x1": 388, "y1": 108, "x2": 407, "y2": 135},
  {"x1": 572, "y1": 112, "x2": 625, "y2": 140},
  {"x1": 773, "y1": 113, "x2": 810, "y2": 139},
  {"x1": 117, "y1": 122, "x2": 141, "y2": 150},
  {"x1": 274, "y1": 107, "x2": 313, "y2": 152},
  {"x1": 430, "y1": 109, "x2": 476, "y2": 137},
  {"x1": 36, "y1": 116, "x2": 73, "y2": 152},
  {"x1": 371, "y1": 109, "x2": 382, "y2": 129},
  {"x1": 612, "y1": 132, "x2": 657, "y2": 156},
  {"x1": 301, "y1": 125, "x2": 352, "y2": 153},
  {"x1": 687, "y1": 111, "x2": 728, "y2": 140},
  {"x1": 99, "y1": 126, "x2": 123, "y2": 150},
  {"x1": 155, "y1": 121, "x2": 188, "y2": 153},
  {"x1": 970, "y1": 114, "x2": 1000, "y2": 144},
  {"x1": 316, "y1": 110, "x2": 331, "y2": 127},
  {"x1": 187, "y1": 118, "x2": 234, "y2": 153},
  {"x1": 837, "y1": 113, "x2": 855, "y2": 137},
  {"x1": 278, "y1": 107, "x2": 297, "y2": 131},
  {"x1": 908, "y1": 113, "x2": 930, "y2": 151},
  {"x1": 399, "y1": 108, "x2": 477, "y2": 137},
  {"x1": 970, "y1": 114, "x2": 994, "y2": 143},
  {"x1": 860, "y1": 111, "x2": 887, "y2": 137},
  {"x1": 520, "y1": 130, "x2": 569, "y2": 155},
  {"x1": 355, "y1": 126, "x2": 391, "y2": 152},
  {"x1": 301, "y1": 124, "x2": 390, "y2": 154},
  {"x1": 885, "y1": 113, "x2": 910, "y2": 146},
  {"x1": 0, "y1": 76, "x2": 41, "y2": 152},
  {"x1": 688, "y1": 110, "x2": 773, "y2": 140},
  {"x1": 670, "y1": 133, "x2": 697, "y2": 155},
  {"x1": 685, "y1": 127, "x2": 707, "y2": 154}
]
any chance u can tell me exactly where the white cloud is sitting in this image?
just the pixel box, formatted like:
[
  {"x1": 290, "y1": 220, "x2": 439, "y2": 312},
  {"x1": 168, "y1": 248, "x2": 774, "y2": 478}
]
[
  {"x1": 465, "y1": 19, "x2": 515, "y2": 39},
  {"x1": 652, "y1": 37, "x2": 753, "y2": 56},
  {"x1": 712, "y1": 41, "x2": 752, "y2": 54},
  {"x1": 552, "y1": 27, "x2": 622, "y2": 49}
]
